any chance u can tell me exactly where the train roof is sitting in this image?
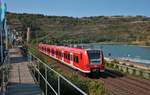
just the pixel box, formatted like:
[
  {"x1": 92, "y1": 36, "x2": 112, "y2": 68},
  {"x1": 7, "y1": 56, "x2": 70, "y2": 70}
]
[
  {"x1": 39, "y1": 43, "x2": 85, "y2": 53},
  {"x1": 39, "y1": 43, "x2": 102, "y2": 54}
]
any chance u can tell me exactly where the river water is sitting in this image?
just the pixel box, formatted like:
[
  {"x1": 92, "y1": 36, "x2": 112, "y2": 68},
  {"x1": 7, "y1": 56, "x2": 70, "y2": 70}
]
[{"x1": 87, "y1": 44, "x2": 150, "y2": 65}]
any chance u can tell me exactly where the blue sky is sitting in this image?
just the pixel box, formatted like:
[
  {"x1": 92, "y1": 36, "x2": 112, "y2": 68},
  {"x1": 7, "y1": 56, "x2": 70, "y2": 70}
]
[{"x1": 5, "y1": 0, "x2": 150, "y2": 17}]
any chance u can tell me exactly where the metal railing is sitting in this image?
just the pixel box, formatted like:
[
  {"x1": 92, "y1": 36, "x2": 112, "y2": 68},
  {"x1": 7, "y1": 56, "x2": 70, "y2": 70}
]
[
  {"x1": 0, "y1": 51, "x2": 9, "y2": 95},
  {"x1": 28, "y1": 53, "x2": 87, "y2": 95}
]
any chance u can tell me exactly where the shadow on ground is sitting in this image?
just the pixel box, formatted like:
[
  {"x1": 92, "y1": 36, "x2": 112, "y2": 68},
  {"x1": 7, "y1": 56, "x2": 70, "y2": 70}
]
[
  {"x1": 10, "y1": 56, "x2": 27, "y2": 64},
  {"x1": 6, "y1": 82, "x2": 42, "y2": 95},
  {"x1": 100, "y1": 69, "x2": 125, "y2": 79}
]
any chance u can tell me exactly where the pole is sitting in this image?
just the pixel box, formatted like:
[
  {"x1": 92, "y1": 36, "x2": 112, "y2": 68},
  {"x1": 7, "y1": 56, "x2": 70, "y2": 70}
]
[
  {"x1": 4, "y1": 19, "x2": 7, "y2": 50},
  {"x1": 45, "y1": 66, "x2": 47, "y2": 95},
  {"x1": 0, "y1": 25, "x2": 3, "y2": 63},
  {"x1": 58, "y1": 76, "x2": 60, "y2": 95},
  {"x1": 38, "y1": 60, "x2": 40, "y2": 85}
]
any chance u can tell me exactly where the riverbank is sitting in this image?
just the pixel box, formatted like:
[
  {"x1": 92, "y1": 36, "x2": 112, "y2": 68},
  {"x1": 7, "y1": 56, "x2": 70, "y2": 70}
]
[
  {"x1": 96, "y1": 42, "x2": 150, "y2": 47},
  {"x1": 105, "y1": 57, "x2": 150, "y2": 79},
  {"x1": 105, "y1": 57, "x2": 150, "y2": 71}
]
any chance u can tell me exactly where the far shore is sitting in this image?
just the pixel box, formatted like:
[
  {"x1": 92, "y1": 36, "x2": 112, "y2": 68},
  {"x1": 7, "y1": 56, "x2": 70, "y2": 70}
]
[
  {"x1": 95, "y1": 42, "x2": 150, "y2": 47},
  {"x1": 105, "y1": 57, "x2": 150, "y2": 71}
]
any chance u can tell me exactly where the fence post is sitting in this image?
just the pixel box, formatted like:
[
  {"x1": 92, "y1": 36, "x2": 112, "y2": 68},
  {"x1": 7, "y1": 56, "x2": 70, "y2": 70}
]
[
  {"x1": 2, "y1": 69, "x2": 6, "y2": 95},
  {"x1": 58, "y1": 76, "x2": 60, "y2": 95},
  {"x1": 45, "y1": 66, "x2": 47, "y2": 95},
  {"x1": 6, "y1": 55, "x2": 8, "y2": 84},
  {"x1": 28, "y1": 54, "x2": 31, "y2": 63},
  {"x1": 31, "y1": 57, "x2": 37, "y2": 77},
  {"x1": 38, "y1": 60, "x2": 40, "y2": 85}
]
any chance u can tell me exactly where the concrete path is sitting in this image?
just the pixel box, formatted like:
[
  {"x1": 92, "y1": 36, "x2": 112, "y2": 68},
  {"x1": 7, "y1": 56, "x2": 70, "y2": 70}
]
[{"x1": 5, "y1": 48, "x2": 43, "y2": 95}]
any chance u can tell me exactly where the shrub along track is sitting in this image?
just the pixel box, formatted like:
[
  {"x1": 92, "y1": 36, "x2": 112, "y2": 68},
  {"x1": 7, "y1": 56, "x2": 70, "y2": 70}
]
[{"x1": 101, "y1": 69, "x2": 150, "y2": 95}]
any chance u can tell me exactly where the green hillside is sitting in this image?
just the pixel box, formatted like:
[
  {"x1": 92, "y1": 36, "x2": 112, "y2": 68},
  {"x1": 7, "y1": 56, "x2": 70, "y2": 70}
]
[{"x1": 6, "y1": 12, "x2": 150, "y2": 45}]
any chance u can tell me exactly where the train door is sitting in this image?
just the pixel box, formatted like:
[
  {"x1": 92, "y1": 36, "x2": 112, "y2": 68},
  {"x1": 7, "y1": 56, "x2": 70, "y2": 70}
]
[
  {"x1": 46, "y1": 46, "x2": 48, "y2": 54},
  {"x1": 49, "y1": 48, "x2": 51, "y2": 56},
  {"x1": 54, "y1": 49, "x2": 56, "y2": 57},
  {"x1": 70, "y1": 53, "x2": 73, "y2": 66},
  {"x1": 62, "y1": 51, "x2": 64, "y2": 61}
]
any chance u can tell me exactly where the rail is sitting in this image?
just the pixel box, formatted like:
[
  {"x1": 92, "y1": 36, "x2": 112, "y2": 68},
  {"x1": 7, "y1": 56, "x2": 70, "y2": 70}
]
[{"x1": 28, "y1": 52, "x2": 87, "y2": 95}]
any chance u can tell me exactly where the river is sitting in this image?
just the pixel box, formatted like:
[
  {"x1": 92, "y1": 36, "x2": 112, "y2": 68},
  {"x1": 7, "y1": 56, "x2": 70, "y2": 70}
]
[{"x1": 87, "y1": 44, "x2": 150, "y2": 65}]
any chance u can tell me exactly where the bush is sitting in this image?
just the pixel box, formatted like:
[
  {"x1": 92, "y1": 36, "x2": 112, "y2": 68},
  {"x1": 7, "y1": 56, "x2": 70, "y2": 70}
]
[
  {"x1": 129, "y1": 64, "x2": 134, "y2": 67},
  {"x1": 109, "y1": 63, "x2": 114, "y2": 68},
  {"x1": 114, "y1": 65, "x2": 119, "y2": 70},
  {"x1": 145, "y1": 41, "x2": 150, "y2": 46},
  {"x1": 111, "y1": 59, "x2": 119, "y2": 64},
  {"x1": 131, "y1": 69, "x2": 136, "y2": 75},
  {"x1": 139, "y1": 70, "x2": 143, "y2": 77}
]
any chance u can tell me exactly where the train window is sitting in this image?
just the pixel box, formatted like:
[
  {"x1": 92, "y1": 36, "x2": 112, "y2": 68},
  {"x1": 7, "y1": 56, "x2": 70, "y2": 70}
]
[
  {"x1": 87, "y1": 50, "x2": 100, "y2": 59},
  {"x1": 58, "y1": 52, "x2": 60, "y2": 56},
  {"x1": 64, "y1": 53, "x2": 67, "y2": 59},
  {"x1": 48, "y1": 49, "x2": 50, "y2": 53},
  {"x1": 76, "y1": 57, "x2": 79, "y2": 63},
  {"x1": 66, "y1": 53, "x2": 68, "y2": 59},
  {"x1": 70, "y1": 55, "x2": 73, "y2": 61},
  {"x1": 87, "y1": 50, "x2": 101, "y2": 64},
  {"x1": 66, "y1": 54, "x2": 67, "y2": 59},
  {"x1": 74, "y1": 56, "x2": 79, "y2": 63},
  {"x1": 68, "y1": 54, "x2": 70, "y2": 60},
  {"x1": 52, "y1": 50, "x2": 54, "y2": 54},
  {"x1": 80, "y1": 54, "x2": 82, "y2": 59},
  {"x1": 54, "y1": 50, "x2": 55, "y2": 54},
  {"x1": 57, "y1": 51, "x2": 59, "y2": 55},
  {"x1": 56, "y1": 51, "x2": 58, "y2": 55},
  {"x1": 58, "y1": 52, "x2": 61, "y2": 57},
  {"x1": 62, "y1": 53, "x2": 64, "y2": 57}
]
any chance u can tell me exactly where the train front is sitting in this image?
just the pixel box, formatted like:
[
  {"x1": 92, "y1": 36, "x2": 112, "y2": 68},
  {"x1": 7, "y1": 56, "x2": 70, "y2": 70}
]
[{"x1": 87, "y1": 50, "x2": 105, "y2": 74}]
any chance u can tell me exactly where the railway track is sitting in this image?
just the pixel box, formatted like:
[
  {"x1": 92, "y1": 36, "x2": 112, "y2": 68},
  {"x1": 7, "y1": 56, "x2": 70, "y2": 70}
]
[{"x1": 101, "y1": 69, "x2": 150, "y2": 95}]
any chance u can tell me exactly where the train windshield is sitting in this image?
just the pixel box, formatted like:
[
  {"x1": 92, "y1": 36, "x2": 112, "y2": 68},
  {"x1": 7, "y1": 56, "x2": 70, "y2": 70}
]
[{"x1": 87, "y1": 50, "x2": 101, "y2": 64}]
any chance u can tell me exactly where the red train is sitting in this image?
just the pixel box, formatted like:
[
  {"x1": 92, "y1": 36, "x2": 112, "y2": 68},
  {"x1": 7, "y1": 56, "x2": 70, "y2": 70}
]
[{"x1": 38, "y1": 43, "x2": 105, "y2": 74}]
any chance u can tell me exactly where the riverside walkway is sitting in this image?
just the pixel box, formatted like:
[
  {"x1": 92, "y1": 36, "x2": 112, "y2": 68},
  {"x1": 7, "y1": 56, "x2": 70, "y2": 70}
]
[{"x1": 5, "y1": 48, "x2": 43, "y2": 95}]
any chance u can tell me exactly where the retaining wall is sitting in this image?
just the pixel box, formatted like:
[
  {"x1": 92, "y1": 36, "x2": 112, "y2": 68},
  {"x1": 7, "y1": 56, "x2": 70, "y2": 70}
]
[{"x1": 106, "y1": 62, "x2": 150, "y2": 79}]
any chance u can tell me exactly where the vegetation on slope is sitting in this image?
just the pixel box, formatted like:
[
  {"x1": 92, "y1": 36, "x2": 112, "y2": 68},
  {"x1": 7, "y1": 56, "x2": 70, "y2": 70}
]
[{"x1": 7, "y1": 12, "x2": 150, "y2": 45}]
